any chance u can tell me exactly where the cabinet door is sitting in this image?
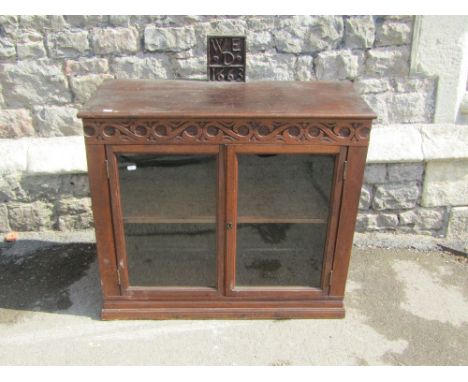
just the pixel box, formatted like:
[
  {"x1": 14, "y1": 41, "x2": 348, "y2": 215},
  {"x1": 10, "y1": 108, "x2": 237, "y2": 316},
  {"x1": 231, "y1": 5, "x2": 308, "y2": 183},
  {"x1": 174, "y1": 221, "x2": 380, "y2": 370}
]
[
  {"x1": 225, "y1": 145, "x2": 346, "y2": 298},
  {"x1": 106, "y1": 145, "x2": 224, "y2": 298}
]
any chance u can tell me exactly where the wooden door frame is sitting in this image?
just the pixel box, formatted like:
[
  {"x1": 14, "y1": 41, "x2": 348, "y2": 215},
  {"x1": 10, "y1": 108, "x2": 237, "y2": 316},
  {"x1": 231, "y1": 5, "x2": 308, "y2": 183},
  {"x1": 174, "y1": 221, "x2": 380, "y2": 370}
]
[
  {"x1": 329, "y1": 146, "x2": 368, "y2": 299},
  {"x1": 85, "y1": 144, "x2": 121, "y2": 298},
  {"x1": 224, "y1": 144, "x2": 347, "y2": 299},
  {"x1": 105, "y1": 144, "x2": 225, "y2": 299}
]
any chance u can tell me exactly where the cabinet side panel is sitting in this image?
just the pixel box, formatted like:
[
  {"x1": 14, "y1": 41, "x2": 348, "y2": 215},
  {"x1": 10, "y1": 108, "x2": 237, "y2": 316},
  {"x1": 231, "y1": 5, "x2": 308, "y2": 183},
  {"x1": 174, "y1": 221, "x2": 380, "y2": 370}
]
[
  {"x1": 85, "y1": 144, "x2": 120, "y2": 297},
  {"x1": 330, "y1": 146, "x2": 368, "y2": 297}
]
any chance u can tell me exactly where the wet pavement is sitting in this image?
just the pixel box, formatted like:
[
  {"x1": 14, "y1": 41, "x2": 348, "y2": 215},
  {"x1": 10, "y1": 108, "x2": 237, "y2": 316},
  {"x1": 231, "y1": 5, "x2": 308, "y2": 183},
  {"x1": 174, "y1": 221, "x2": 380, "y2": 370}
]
[
  {"x1": 0, "y1": 232, "x2": 467, "y2": 365},
  {"x1": 0, "y1": 242, "x2": 96, "y2": 314}
]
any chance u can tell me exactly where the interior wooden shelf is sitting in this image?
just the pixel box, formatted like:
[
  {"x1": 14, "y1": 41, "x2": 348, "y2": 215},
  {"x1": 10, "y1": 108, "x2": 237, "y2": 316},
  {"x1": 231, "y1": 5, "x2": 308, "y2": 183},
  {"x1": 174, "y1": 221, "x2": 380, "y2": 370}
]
[{"x1": 123, "y1": 216, "x2": 215, "y2": 224}]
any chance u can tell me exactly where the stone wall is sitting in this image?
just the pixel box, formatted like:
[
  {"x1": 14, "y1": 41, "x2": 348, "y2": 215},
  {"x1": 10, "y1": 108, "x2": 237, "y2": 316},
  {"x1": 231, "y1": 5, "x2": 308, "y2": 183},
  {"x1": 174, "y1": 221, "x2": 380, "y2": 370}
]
[
  {"x1": 358, "y1": 163, "x2": 447, "y2": 236},
  {"x1": 0, "y1": 15, "x2": 466, "y2": 242},
  {"x1": 0, "y1": 172, "x2": 91, "y2": 232},
  {"x1": 0, "y1": 15, "x2": 435, "y2": 132}
]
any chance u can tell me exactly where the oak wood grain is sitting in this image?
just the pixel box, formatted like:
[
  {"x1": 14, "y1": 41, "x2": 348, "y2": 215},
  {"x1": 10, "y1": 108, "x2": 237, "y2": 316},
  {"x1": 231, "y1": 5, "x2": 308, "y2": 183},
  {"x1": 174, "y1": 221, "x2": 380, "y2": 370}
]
[{"x1": 78, "y1": 80, "x2": 376, "y2": 119}]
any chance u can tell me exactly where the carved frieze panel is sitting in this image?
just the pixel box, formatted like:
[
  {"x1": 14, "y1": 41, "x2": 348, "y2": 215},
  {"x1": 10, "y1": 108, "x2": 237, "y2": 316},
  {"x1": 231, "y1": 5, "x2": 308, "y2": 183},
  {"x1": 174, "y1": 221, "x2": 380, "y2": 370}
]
[{"x1": 83, "y1": 119, "x2": 372, "y2": 146}]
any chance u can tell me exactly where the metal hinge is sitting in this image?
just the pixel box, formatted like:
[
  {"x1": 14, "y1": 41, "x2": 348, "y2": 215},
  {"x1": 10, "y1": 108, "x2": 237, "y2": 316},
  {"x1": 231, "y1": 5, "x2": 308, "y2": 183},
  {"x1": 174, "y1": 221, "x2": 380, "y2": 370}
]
[
  {"x1": 105, "y1": 159, "x2": 110, "y2": 179},
  {"x1": 329, "y1": 270, "x2": 334, "y2": 287},
  {"x1": 343, "y1": 161, "x2": 348, "y2": 180}
]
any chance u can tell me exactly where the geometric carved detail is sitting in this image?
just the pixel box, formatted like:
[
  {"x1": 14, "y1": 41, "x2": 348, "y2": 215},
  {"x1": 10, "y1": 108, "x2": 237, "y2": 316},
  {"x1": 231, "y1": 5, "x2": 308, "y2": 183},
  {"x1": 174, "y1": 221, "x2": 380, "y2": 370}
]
[{"x1": 83, "y1": 119, "x2": 372, "y2": 146}]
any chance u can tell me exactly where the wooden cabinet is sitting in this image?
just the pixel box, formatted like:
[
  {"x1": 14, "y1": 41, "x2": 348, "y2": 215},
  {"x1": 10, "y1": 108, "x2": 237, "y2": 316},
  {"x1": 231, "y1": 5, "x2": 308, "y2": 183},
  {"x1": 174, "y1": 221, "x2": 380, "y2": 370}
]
[{"x1": 78, "y1": 80, "x2": 376, "y2": 319}]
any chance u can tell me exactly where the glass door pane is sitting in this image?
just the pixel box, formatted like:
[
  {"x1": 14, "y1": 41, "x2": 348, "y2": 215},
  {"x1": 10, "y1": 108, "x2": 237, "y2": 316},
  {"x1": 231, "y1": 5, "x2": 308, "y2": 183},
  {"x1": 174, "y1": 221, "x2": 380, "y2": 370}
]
[
  {"x1": 116, "y1": 152, "x2": 218, "y2": 288},
  {"x1": 236, "y1": 154, "x2": 335, "y2": 288}
]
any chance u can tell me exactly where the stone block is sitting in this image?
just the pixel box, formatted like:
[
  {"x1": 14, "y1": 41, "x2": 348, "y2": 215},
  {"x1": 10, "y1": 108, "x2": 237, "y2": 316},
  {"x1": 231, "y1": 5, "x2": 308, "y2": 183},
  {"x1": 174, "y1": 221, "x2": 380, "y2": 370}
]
[
  {"x1": 0, "y1": 173, "x2": 25, "y2": 203},
  {"x1": 367, "y1": 125, "x2": 424, "y2": 163},
  {"x1": 70, "y1": 74, "x2": 114, "y2": 104},
  {"x1": 32, "y1": 106, "x2": 82, "y2": 137},
  {"x1": 125, "y1": 16, "x2": 157, "y2": 28},
  {"x1": 246, "y1": 16, "x2": 276, "y2": 31},
  {"x1": 392, "y1": 77, "x2": 436, "y2": 93},
  {"x1": 422, "y1": 160, "x2": 468, "y2": 207},
  {"x1": 315, "y1": 49, "x2": 364, "y2": 80},
  {"x1": 91, "y1": 27, "x2": 139, "y2": 55},
  {"x1": 364, "y1": 164, "x2": 387, "y2": 184},
  {"x1": 65, "y1": 15, "x2": 108, "y2": 28},
  {"x1": 18, "y1": 16, "x2": 67, "y2": 32},
  {"x1": 0, "y1": 139, "x2": 28, "y2": 174},
  {"x1": 19, "y1": 175, "x2": 62, "y2": 202},
  {"x1": 200, "y1": 19, "x2": 247, "y2": 35},
  {"x1": 1, "y1": 173, "x2": 90, "y2": 204},
  {"x1": 276, "y1": 15, "x2": 318, "y2": 28},
  {"x1": 421, "y1": 124, "x2": 468, "y2": 161},
  {"x1": 174, "y1": 56, "x2": 207, "y2": 80},
  {"x1": 0, "y1": 16, "x2": 19, "y2": 38},
  {"x1": 306, "y1": 16, "x2": 344, "y2": 52},
  {"x1": 109, "y1": 15, "x2": 132, "y2": 27},
  {"x1": 446, "y1": 207, "x2": 468, "y2": 241},
  {"x1": 0, "y1": 60, "x2": 71, "y2": 107},
  {"x1": 387, "y1": 163, "x2": 424, "y2": 182},
  {"x1": 356, "y1": 212, "x2": 399, "y2": 232},
  {"x1": 60, "y1": 175, "x2": 90, "y2": 198},
  {"x1": 359, "y1": 185, "x2": 373, "y2": 210},
  {"x1": 353, "y1": 78, "x2": 392, "y2": 94},
  {"x1": 247, "y1": 53, "x2": 296, "y2": 81},
  {"x1": 64, "y1": 58, "x2": 109, "y2": 76},
  {"x1": 399, "y1": 208, "x2": 446, "y2": 231},
  {"x1": 361, "y1": 93, "x2": 391, "y2": 124},
  {"x1": 387, "y1": 92, "x2": 434, "y2": 123},
  {"x1": 57, "y1": 197, "x2": 93, "y2": 231},
  {"x1": 274, "y1": 16, "x2": 343, "y2": 53},
  {"x1": 247, "y1": 30, "x2": 273, "y2": 51},
  {"x1": 0, "y1": 109, "x2": 34, "y2": 138},
  {"x1": 46, "y1": 30, "x2": 90, "y2": 58},
  {"x1": 16, "y1": 31, "x2": 46, "y2": 59},
  {"x1": 163, "y1": 16, "x2": 203, "y2": 26},
  {"x1": 373, "y1": 182, "x2": 420, "y2": 210},
  {"x1": 0, "y1": 37, "x2": 15, "y2": 60},
  {"x1": 8, "y1": 201, "x2": 55, "y2": 231},
  {"x1": 26, "y1": 137, "x2": 88, "y2": 175},
  {"x1": 171, "y1": 50, "x2": 196, "y2": 60},
  {"x1": 273, "y1": 29, "x2": 306, "y2": 54},
  {"x1": 344, "y1": 16, "x2": 375, "y2": 49},
  {"x1": 366, "y1": 46, "x2": 410, "y2": 77},
  {"x1": 111, "y1": 56, "x2": 172, "y2": 79},
  {"x1": 0, "y1": 204, "x2": 10, "y2": 232},
  {"x1": 295, "y1": 56, "x2": 315, "y2": 81},
  {"x1": 384, "y1": 16, "x2": 414, "y2": 22},
  {"x1": 145, "y1": 26, "x2": 196, "y2": 52},
  {"x1": 376, "y1": 19, "x2": 412, "y2": 46}
]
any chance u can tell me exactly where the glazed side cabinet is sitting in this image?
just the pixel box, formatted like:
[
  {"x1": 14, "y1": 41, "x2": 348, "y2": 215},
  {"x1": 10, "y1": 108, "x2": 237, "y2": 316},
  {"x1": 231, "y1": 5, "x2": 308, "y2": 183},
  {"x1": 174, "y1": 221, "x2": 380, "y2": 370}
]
[{"x1": 78, "y1": 80, "x2": 376, "y2": 319}]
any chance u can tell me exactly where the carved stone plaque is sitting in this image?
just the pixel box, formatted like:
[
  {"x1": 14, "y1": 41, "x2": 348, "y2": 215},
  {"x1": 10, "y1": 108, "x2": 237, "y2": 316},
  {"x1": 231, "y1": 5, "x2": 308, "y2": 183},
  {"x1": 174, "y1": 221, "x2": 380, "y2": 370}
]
[{"x1": 207, "y1": 36, "x2": 246, "y2": 82}]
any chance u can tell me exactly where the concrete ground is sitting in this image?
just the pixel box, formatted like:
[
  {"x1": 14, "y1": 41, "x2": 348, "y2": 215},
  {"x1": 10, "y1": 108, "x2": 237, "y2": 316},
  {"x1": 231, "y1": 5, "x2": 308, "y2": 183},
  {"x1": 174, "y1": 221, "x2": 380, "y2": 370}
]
[{"x1": 0, "y1": 231, "x2": 467, "y2": 365}]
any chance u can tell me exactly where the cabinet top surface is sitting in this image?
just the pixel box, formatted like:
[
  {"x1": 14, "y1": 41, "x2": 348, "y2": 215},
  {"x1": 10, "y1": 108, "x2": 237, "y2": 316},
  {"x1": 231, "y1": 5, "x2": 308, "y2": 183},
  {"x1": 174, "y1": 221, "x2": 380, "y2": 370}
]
[{"x1": 77, "y1": 80, "x2": 377, "y2": 119}]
